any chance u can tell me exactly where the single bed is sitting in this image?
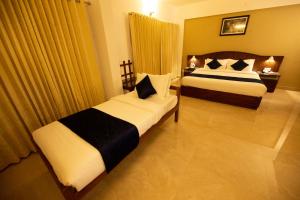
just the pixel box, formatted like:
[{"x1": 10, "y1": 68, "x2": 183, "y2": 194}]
[
  {"x1": 32, "y1": 85, "x2": 180, "y2": 200},
  {"x1": 181, "y1": 51, "x2": 284, "y2": 109}
]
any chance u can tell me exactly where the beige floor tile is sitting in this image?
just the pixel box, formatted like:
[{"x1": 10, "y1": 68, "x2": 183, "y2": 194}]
[{"x1": 0, "y1": 89, "x2": 299, "y2": 200}]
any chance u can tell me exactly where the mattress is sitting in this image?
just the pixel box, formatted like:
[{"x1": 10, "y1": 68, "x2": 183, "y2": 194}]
[
  {"x1": 181, "y1": 68, "x2": 267, "y2": 97},
  {"x1": 32, "y1": 92, "x2": 177, "y2": 191}
]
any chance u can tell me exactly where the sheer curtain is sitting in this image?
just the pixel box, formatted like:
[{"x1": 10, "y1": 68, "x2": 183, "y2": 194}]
[
  {"x1": 161, "y1": 23, "x2": 180, "y2": 78},
  {"x1": 129, "y1": 12, "x2": 180, "y2": 78},
  {"x1": 0, "y1": 0, "x2": 105, "y2": 170}
]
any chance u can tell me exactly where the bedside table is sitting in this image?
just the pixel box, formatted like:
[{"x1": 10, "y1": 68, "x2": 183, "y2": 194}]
[
  {"x1": 257, "y1": 71, "x2": 280, "y2": 93},
  {"x1": 183, "y1": 68, "x2": 195, "y2": 76}
]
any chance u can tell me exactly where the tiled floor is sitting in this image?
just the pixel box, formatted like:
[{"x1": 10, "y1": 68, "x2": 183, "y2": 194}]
[{"x1": 0, "y1": 89, "x2": 299, "y2": 200}]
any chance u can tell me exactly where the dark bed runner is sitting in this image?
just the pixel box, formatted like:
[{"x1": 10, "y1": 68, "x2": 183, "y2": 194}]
[
  {"x1": 59, "y1": 108, "x2": 139, "y2": 172},
  {"x1": 187, "y1": 73, "x2": 263, "y2": 84}
]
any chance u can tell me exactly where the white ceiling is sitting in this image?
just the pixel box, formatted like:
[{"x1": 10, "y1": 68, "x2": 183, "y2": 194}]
[{"x1": 161, "y1": 0, "x2": 207, "y2": 6}]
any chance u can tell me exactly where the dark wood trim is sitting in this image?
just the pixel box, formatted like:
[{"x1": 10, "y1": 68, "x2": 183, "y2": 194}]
[
  {"x1": 187, "y1": 52, "x2": 284, "y2": 72},
  {"x1": 120, "y1": 60, "x2": 135, "y2": 91},
  {"x1": 181, "y1": 86, "x2": 262, "y2": 109},
  {"x1": 257, "y1": 71, "x2": 280, "y2": 92},
  {"x1": 34, "y1": 86, "x2": 181, "y2": 200}
]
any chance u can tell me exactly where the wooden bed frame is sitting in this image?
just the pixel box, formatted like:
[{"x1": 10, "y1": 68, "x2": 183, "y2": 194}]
[
  {"x1": 182, "y1": 51, "x2": 284, "y2": 109},
  {"x1": 34, "y1": 85, "x2": 181, "y2": 200}
]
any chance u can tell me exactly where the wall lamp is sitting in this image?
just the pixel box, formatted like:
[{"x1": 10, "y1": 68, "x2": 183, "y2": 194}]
[
  {"x1": 190, "y1": 56, "x2": 197, "y2": 68},
  {"x1": 142, "y1": 0, "x2": 158, "y2": 17},
  {"x1": 263, "y1": 56, "x2": 276, "y2": 73}
]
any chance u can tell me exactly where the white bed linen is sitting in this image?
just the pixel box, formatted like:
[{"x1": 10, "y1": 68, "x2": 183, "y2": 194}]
[
  {"x1": 32, "y1": 92, "x2": 177, "y2": 191},
  {"x1": 181, "y1": 68, "x2": 267, "y2": 97}
]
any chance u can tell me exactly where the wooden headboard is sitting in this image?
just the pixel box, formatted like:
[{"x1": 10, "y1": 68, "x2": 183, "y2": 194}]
[{"x1": 187, "y1": 51, "x2": 284, "y2": 72}]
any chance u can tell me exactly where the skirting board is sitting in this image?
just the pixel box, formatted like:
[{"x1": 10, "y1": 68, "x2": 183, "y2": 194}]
[{"x1": 277, "y1": 85, "x2": 300, "y2": 92}]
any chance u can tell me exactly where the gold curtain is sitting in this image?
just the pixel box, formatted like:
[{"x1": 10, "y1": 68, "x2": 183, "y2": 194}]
[
  {"x1": 129, "y1": 12, "x2": 162, "y2": 74},
  {"x1": 0, "y1": 0, "x2": 105, "y2": 170},
  {"x1": 129, "y1": 12, "x2": 180, "y2": 77},
  {"x1": 161, "y1": 23, "x2": 180, "y2": 78}
]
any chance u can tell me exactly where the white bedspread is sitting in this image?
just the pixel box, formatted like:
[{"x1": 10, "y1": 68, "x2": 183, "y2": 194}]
[
  {"x1": 32, "y1": 92, "x2": 177, "y2": 191},
  {"x1": 181, "y1": 68, "x2": 267, "y2": 97}
]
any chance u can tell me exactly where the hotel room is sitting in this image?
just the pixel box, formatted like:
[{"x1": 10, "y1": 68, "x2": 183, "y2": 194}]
[{"x1": 0, "y1": 0, "x2": 300, "y2": 199}]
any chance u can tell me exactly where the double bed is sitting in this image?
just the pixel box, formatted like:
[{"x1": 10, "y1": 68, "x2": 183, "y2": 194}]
[
  {"x1": 181, "y1": 51, "x2": 284, "y2": 109},
  {"x1": 32, "y1": 82, "x2": 180, "y2": 199}
]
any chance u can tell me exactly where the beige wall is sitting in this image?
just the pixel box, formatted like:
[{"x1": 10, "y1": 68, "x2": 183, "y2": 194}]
[
  {"x1": 86, "y1": 0, "x2": 176, "y2": 99},
  {"x1": 182, "y1": 4, "x2": 300, "y2": 91},
  {"x1": 174, "y1": 0, "x2": 300, "y2": 20}
]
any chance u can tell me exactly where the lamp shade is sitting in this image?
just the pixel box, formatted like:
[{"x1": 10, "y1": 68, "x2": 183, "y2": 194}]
[
  {"x1": 190, "y1": 56, "x2": 197, "y2": 63},
  {"x1": 266, "y1": 56, "x2": 275, "y2": 63}
]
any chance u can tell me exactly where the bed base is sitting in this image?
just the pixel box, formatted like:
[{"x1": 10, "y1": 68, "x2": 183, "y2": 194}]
[
  {"x1": 35, "y1": 85, "x2": 181, "y2": 200},
  {"x1": 181, "y1": 86, "x2": 262, "y2": 109}
]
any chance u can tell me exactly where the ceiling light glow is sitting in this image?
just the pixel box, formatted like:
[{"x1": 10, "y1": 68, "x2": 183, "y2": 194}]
[{"x1": 142, "y1": 0, "x2": 158, "y2": 16}]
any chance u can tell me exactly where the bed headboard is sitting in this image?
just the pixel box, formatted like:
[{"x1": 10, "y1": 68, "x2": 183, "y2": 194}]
[{"x1": 187, "y1": 51, "x2": 284, "y2": 72}]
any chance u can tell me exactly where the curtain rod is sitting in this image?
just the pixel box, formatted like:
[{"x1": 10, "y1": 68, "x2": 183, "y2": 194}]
[
  {"x1": 84, "y1": 0, "x2": 91, "y2": 5},
  {"x1": 74, "y1": 0, "x2": 91, "y2": 5}
]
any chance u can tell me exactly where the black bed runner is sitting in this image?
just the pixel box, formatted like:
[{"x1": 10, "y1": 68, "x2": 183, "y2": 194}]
[
  {"x1": 187, "y1": 73, "x2": 263, "y2": 84},
  {"x1": 59, "y1": 108, "x2": 139, "y2": 172}
]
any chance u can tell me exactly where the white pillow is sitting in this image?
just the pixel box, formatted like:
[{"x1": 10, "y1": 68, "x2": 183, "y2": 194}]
[
  {"x1": 136, "y1": 73, "x2": 171, "y2": 99},
  {"x1": 203, "y1": 58, "x2": 228, "y2": 70},
  {"x1": 226, "y1": 59, "x2": 255, "y2": 72},
  {"x1": 136, "y1": 73, "x2": 146, "y2": 84}
]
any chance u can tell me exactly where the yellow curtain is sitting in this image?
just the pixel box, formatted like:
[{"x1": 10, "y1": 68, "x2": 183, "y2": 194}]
[
  {"x1": 129, "y1": 12, "x2": 162, "y2": 74},
  {"x1": 161, "y1": 23, "x2": 180, "y2": 78},
  {"x1": 0, "y1": 0, "x2": 105, "y2": 170},
  {"x1": 129, "y1": 12, "x2": 180, "y2": 77}
]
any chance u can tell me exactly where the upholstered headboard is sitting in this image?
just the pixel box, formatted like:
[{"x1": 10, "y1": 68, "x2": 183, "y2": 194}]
[{"x1": 187, "y1": 51, "x2": 284, "y2": 72}]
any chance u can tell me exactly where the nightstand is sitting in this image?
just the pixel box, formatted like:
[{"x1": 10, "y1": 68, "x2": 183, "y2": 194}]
[
  {"x1": 183, "y1": 68, "x2": 195, "y2": 76},
  {"x1": 257, "y1": 71, "x2": 280, "y2": 93}
]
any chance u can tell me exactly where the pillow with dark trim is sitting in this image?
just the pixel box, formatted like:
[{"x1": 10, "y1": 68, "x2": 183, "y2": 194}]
[
  {"x1": 231, "y1": 59, "x2": 249, "y2": 71},
  {"x1": 136, "y1": 75, "x2": 156, "y2": 99},
  {"x1": 207, "y1": 59, "x2": 222, "y2": 69}
]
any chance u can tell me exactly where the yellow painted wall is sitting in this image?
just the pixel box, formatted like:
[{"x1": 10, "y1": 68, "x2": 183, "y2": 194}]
[{"x1": 182, "y1": 4, "x2": 300, "y2": 91}]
